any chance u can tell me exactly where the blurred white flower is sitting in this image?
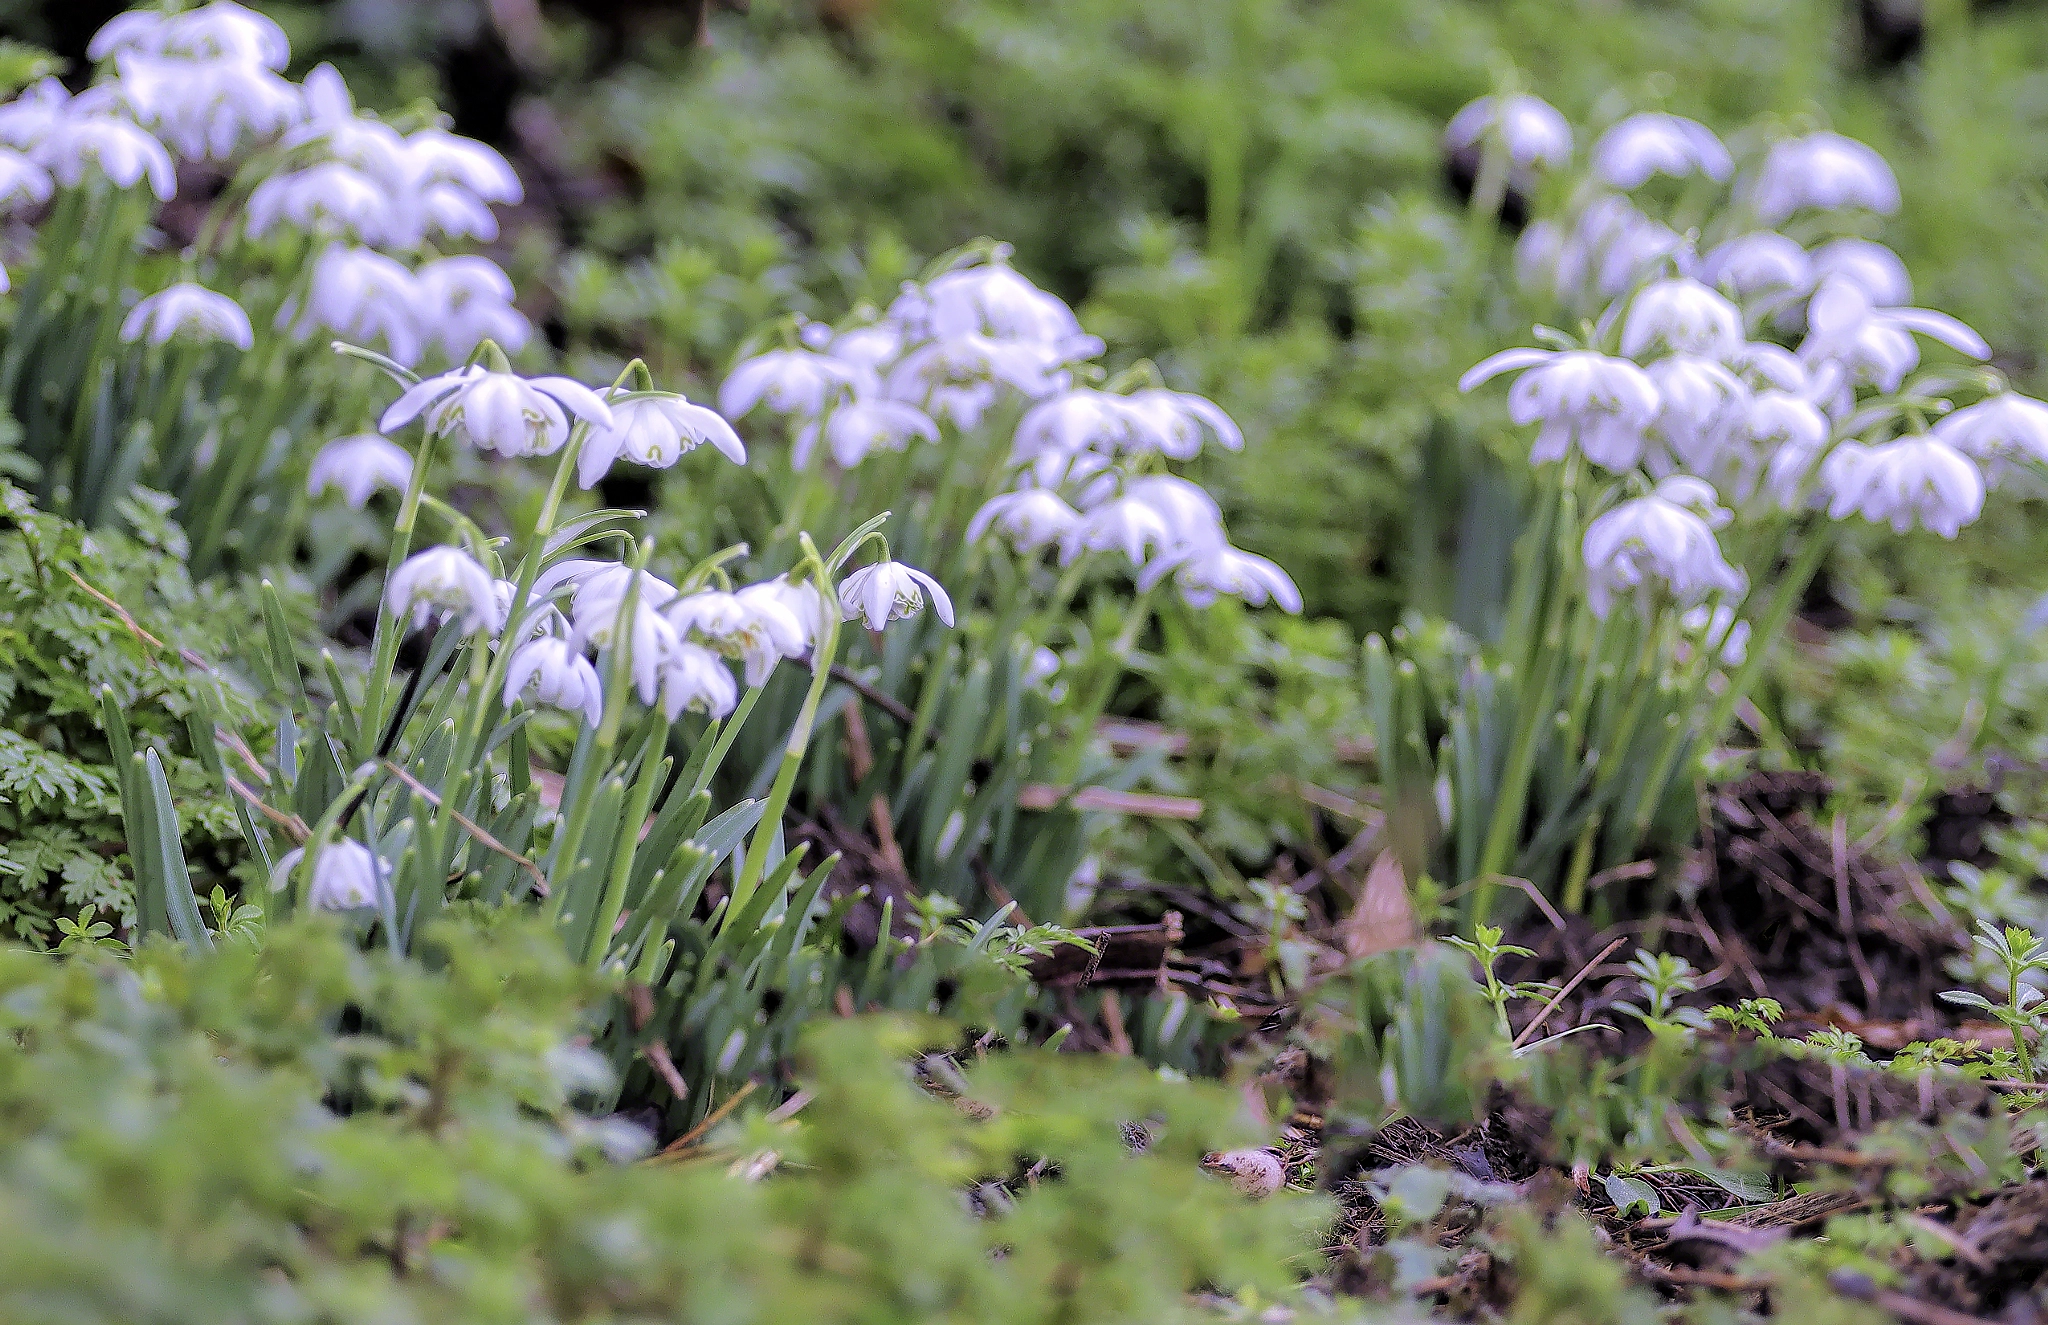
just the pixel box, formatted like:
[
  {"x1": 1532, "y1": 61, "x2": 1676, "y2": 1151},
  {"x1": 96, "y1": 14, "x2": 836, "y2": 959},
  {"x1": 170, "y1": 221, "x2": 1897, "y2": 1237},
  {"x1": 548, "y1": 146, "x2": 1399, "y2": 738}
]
[
  {"x1": 792, "y1": 398, "x2": 935, "y2": 469},
  {"x1": 1824, "y1": 434, "x2": 1984, "y2": 537},
  {"x1": 90, "y1": 2, "x2": 291, "y2": 70},
  {"x1": 0, "y1": 148, "x2": 53, "y2": 210},
  {"x1": 1682, "y1": 603, "x2": 1750, "y2": 666},
  {"x1": 271, "y1": 840, "x2": 382, "y2": 911},
  {"x1": 745, "y1": 575, "x2": 828, "y2": 653},
  {"x1": 659, "y1": 642, "x2": 738, "y2": 719},
  {"x1": 116, "y1": 51, "x2": 300, "y2": 160},
  {"x1": 1593, "y1": 113, "x2": 1730, "y2": 189},
  {"x1": 1619, "y1": 278, "x2": 1744, "y2": 359},
  {"x1": 1698, "y1": 232, "x2": 1812, "y2": 300},
  {"x1": 821, "y1": 323, "x2": 903, "y2": 371},
  {"x1": 667, "y1": 588, "x2": 806, "y2": 687},
  {"x1": 1461, "y1": 347, "x2": 1661, "y2": 472},
  {"x1": 884, "y1": 333, "x2": 1063, "y2": 428},
  {"x1": 1933, "y1": 393, "x2": 2048, "y2": 484},
  {"x1": 0, "y1": 79, "x2": 72, "y2": 151},
  {"x1": 891, "y1": 252, "x2": 1095, "y2": 357},
  {"x1": 571, "y1": 568, "x2": 683, "y2": 705},
  {"x1": 1122, "y1": 389, "x2": 1243, "y2": 458},
  {"x1": 1751, "y1": 132, "x2": 1900, "y2": 222},
  {"x1": 35, "y1": 111, "x2": 176, "y2": 200},
  {"x1": 386, "y1": 546, "x2": 503, "y2": 635},
  {"x1": 1799, "y1": 280, "x2": 1989, "y2": 393},
  {"x1": 719, "y1": 348, "x2": 875, "y2": 419},
  {"x1": 246, "y1": 163, "x2": 391, "y2": 241},
  {"x1": 120, "y1": 282, "x2": 253, "y2": 350},
  {"x1": 1809, "y1": 238, "x2": 1911, "y2": 307},
  {"x1": 294, "y1": 245, "x2": 423, "y2": 365},
  {"x1": 412, "y1": 181, "x2": 499, "y2": 244},
  {"x1": 967, "y1": 489, "x2": 1080, "y2": 552},
  {"x1": 1061, "y1": 493, "x2": 1172, "y2": 566},
  {"x1": 1582, "y1": 476, "x2": 1744, "y2": 617},
  {"x1": 504, "y1": 637, "x2": 604, "y2": 726},
  {"x1": 839, "y1": 560, "x2": 954, "y2": 630},
  {"x1": 282, "y1": 64, "x2": 407, "y2": 180},
  {"x1": 307, "y1": 434, "x2": 412, "y2": 508},
  {"x1": 1646, "y1": 355, "x2": 1750, "y2": 475},
  {"x1": 414, "y1": 255, "x2": 529, "y2": 360},
  {"x1": 1143, "y1": 543, "x2": 1302, "y2": 613},
  {"x1": 579, "y1": 392, "x2": 746, "y2": 488},
  {"x1": 382, "y1": 366, "x2": 614, "y2": 457},
  {"x1": 402, "y1": 127, "x2": 522, "y2": 204},
  {"x1": 1443, "y1": 93, "x2": 1573, "y2": 169},
  {"x1": 1013, "y1": 390, "x2": 1152, "y2": 461},
  {"x1": 1745, "y1": 390, "x2": 1830, "y2": 451},
  {"x1": 1125, "y1": 474, "x2": 1226, "y2": 555},
  {"x1": 1726, "y1": 342, "x2": 1809, "y2": 393}
]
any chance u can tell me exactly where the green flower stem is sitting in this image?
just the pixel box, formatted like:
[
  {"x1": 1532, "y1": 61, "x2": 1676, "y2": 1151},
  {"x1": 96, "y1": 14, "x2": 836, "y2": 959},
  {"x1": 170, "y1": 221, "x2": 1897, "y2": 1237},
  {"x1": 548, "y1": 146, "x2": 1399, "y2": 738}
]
[
  {"x1": 355, "y1": 430, "x2": 440, "y2": 764},
  {"x1": 1698, "y1": 523, "x2": 1834, "y2": 749},
  {"x1": 585, "y1": 713, "x2": 672, "y2": 968}
]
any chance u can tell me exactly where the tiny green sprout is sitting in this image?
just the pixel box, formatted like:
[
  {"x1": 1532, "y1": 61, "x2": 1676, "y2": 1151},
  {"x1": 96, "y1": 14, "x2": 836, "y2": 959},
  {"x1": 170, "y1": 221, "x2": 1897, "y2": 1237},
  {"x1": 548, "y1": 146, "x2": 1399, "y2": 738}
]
[
  {"x1": 907, "y1": 892, "x2": 964, "y2": 943},
  {"x1": 1443, "y1": 924, "x2": 1552, "y2": 1038},
  {"x1": 52, "y1": 906, "x2": 127, "y2": 956},
  {"x1": 1798, "y1": 1027, "x2": 1873, "y2": 1068},
  {"x1": 1941, "y1": 921, "x2": 2048, "y2": 1081},
  {"x1": 206, "y1": 887, "x2": 264, "y2": 944},
  {"x1": 1707, "y1": 997, "x2": 1783, "y2": 1037},
  {"x1": 1613, "y1": 949, "x2": 1709, "y2": 1036}
]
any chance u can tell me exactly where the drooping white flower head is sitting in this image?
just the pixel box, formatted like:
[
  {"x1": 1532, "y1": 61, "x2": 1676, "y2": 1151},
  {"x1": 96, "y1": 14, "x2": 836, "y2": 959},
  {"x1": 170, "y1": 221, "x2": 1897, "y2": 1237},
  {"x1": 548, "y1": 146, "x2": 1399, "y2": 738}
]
[
  {"x1": 1798, "y1": 280, "x2": 1989, "y2": 393},
  {"x1": 1698, "y1": 232, "x2": 1813, "y2": 300},
  {"x1": 90, "y1": 2, "x2": 291, "y2": 70},
  {"x1": 402, "y1": 127, "x2": 522, "y2": 204},
  {"x1": 1442, "y1": 93, "x2": 1573, "y2": 169},
  {"x1": 1824, "y1": 434, "x2": 1985, "y2": 537},
  {"x1": 838, "y1": 560, "x2": 954, "y2": 631},
  {"x1": 414, "y1": 256, "x2": 529, "y2": 360},
  {"x1": 967, "y1": 489, "x2": 1081, "y2": 552},
  {"x1": 1460, "y1": 347, "x2": 1661, "y2": 472},
  {"x1": 504, "y1": 637, "x2": 604, "y2": 726},
  {"x1": 1580, "y1": 197, "x2": 1693, "y2": 299},
  {"x1": 1619, "y1": 278, "x2": 1744, "y2": 360},
  {"x1": 1121, "y1": 389, "x2": 1243, "y2": 459},
  {"x1": 1809, "y1": 238, "x2": 1911, "y2": 307},
  {"x1": 666, "y1": 588, "x2": 807, "y2": 687},
  {"x1": 307, "y1": 434, "x2": 412, "y2": 508},
  {"x1": 246, "y1": 163, "x2": 392, "y2": 242},
  {"x1": 1933, "y1": 393, "x2": 2048, "y2": 485},
  {"x1": 119, "y1": 282, "x2": 254, "y2": 350},
  {"x1": 570, "y1": 567, "x2": 683, "y2": 705},
  {"x1": 385, "y1": 546, "x2": 504, "y2": 635},
  {"x1": 578, "y1": 392, "x2": 746, "y2": 489},
  {"x1": 271, "y1": 839, "x2": 382, "y2": 911},
  {"x1": 1646, "y1": 355, "x2": 1750, "y2": 475},
  {"x1": 1141, "y1": 543, "x2": 1302, "y2": 613},
  {"x1": 1592, "y1": 113, "x2": 1731, "y2": 189},
  {"x1": 410, "y1": 181, "x2": 500, "y2": 244},
  {"x1": 745, "y1": 575, "x2": 828, "y2": 653},
  {"x1": 1751, "y1": 132, "x2": 1900, "y2": 223},
  {"x1": 889, "y1": 252, "x2": 1096, "y2": 357},
  {"x1": 292, "y1": 245, "x2": 423, "y2": 366},
  {"x1": 34, "y1": 110, "x2": 176, "y2": 200},
  {"x1": 116, "y1": 52, "x2": 301, "y2": 160},
  {"x1": 719, "y1": 348, "x2": 875, "y2": 420},
  {"x1": 792, "y1": 399, "x2": 936, "y2": 470},
  {"x1": 1060, "y1": 493, "x2": 1173, "y2": 566},
  {"x1": 1726, "y1": 341, "x2": 1809, "y2": 393},
  {"x1": 659, "y1": 642, "x2": 738, "y2": 720},
  {"x1": 1581, "y1": 476, "x2": 1745, "y2": 617},
  {"x1": 884, "y1": 333, "x2": 1065, "y2": 428},
  {"x1": 0, "y1": 79, "x2": 72, "y2": 151},
  {"x1": 282, "y1": 64, "x2": 408, "y2": 181},
  {"x1": 0, "y1": 148, "x2": 54, "y2": 210},
  {"x1": 381, "y1": 366, "x2": 614, "y2": 458},
  {"x1": 804, "y1": 320, "x2": 904, "y2": 373},
  {"x1": 1124, "y1": 474, "x2": 1226, "y2": 556},
  {"x1": 1013, "y1": 390, "x2": 1153, "y2": 462},
  {"x1": 1744, "y1": 390, "x2": 1830, "y2": 452},
  {"x1": 1682, "y1": 603, "x2": 1750, "y2": 666}
]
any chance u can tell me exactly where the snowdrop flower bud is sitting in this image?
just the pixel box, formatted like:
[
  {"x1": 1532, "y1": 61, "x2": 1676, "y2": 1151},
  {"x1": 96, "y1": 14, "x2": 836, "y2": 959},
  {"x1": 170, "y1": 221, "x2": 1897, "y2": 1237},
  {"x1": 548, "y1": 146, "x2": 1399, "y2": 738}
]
[
  {"x1": 381, "y1": 366, "x2": 614, "y2": 458},
  {"x1": 719, "y1": 348, "x2": 875, "y2": 420},
  {"x1": 659, "y1": 643, "x2": 738, "y2": 719},
  {"x1": 415, "y1": 256, "x2": 529, "y2": 360},
  {"x1": 403, "y1": 128, "x2": 522, "y2": 204},
  {"x1": 1142, "y1": 543, "x2": 1302, "y2": 613},
  {"x1": 36, "y1": 112, "x2": 175, "y2": 200},
  {"x1": 505, "y1": 637, "x2": 604, "y2": 726},
  {"x1": 1682, "y1": 603, "x2": 1750, "y2": 666},
  {"x1": 792, "y1": 399, "x2": 936, "y2": 469},
  {"x1": 116, "y1": 52, "x2": 301, "y2": 160},
  {"x1": 246, "y1": 163, "x2": 391, "y2": 242},
  {"x1": 385, "y1": 547, "x2": 504, "y2": 635},
  {"x1": 1646, "y1": 356, "x2": 1750, "y2": 475},
  {"x1": 1125, "y1": 474, "x2": 1226, "y2": 555},
  {"x1": 271, "y1": 839, "x2": 382, "y2": 911},
  {"x1": 0, "y1": 148, "x2": 53, "y2": 211},
  {"x1": 1698, "y1": 233, "x2": 1813, "y2": 300},
  {"x1": 1825, "y1": 434, "x2": 1985, "y2": 537},
  {"x1": 120, "y1": 282, "x2": 254, "y2": 350},
  {"x1": 1443, "y1": 94, "x2": 1573, "y2": 169},
  {"x1": 578, "y1": 392, "x2": 746, "y2": 489},
  {"x1": 1751, "y1": 132, "x2": 1900, "y2": 223},
  {"x1": 293, "y1": 245, "x2": 423, "y2": 366},
  {"x1": 91, "y1": 2, "x2": 291, "y2": 70},
  {"x1": 667, "y1": 589, "x2": 806, "y2": 687},
  {"x1": 1582, "y1": 477, "x2": 1745, "y2": 617},
  {"x1": 1933, "y1": 394, "x2": 2048, "y2": 485},
  {"x1": 1062, "y1": 494, "x2": 1172, "y2": 566},
  {"x1": 967, "y1": 489, "x2": 1080, "y2": 552},
  {"x1": 1593, "y1": 113, "x2": 1730, "y2": 189},
  {"x1": 838, "y1": 560, "x2": 954, "y2": 631},
  {"x1": 307, "y1": 434, "x2": 412, "y2": 508},
  {"x1": 1809, "y1": 238, "x2": 1911, "y2": 307},
  {"x1": 1620, "y1": 278, "x2": 1743, "y2": 359},
  {"x1": 1122, "y1": 389, "x2": 1243, "y2": 459},
  {"x1": 1461, "y1": 348, "x2": 1661, "y2": 472}
]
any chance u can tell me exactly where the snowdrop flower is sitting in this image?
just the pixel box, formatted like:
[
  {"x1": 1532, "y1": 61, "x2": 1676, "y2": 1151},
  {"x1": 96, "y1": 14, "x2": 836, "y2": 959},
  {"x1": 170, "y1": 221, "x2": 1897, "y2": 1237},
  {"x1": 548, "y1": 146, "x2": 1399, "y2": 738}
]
[
  {"x1": 1460, "y1": 347, "x2": 1661, "y2": 472},
  {"x1": 1620, "y1": 278, "x2": 1744, "y2": 359},
  {"x1": 36, "y1": 112, "x2": 176, "y2": 200},
  {"x1": 967, "y1": 488, "x2": 1080, "y2": 552},
  {"x1": 1012, "y1": 390, "x2": 1151, "y2": 461},
  {"x1": 1810, "y1": 238, "x2": 1911, "y2": 307},
  {"x1": 307, "y1": 434, "x2": 412, "y2": 508},
  {"x1": 90, "y1": 2, "x2": 291, "y2": 70},
  {"x1": 746, "y1": 575, "x2": 828, "y2": 653},
  {"x1": 414, "y1": 255, "x2": 529, "y2": 359},
  {"x1": 1442, "y1": 94, "x2": 1573, "y2": 169},
  {"x1": 893, "y1": 253, "x2": 1094, "y2": 356},
  {"x1": 838, "y1": 560, "x2": 954, "y2": 630},
  {"x1": 1647, "y1": 356, "x2": 1750, "y2": 474},
  {"x1": 659, "y1": 643, "x2": 738, "y2": 719},
  {"x1": 1825, "y1": 434, "x2": 1984, "y2": 537},
  {"x1": 1751, "y1": 132, "x2": 1900, "y2": 222},
  {"x1": 885, "y1": 333, "x2": 1063, "y2": 428},
  {"x1": 0, "y1": 79, "x2": 72, "y2": 150},
  {"x1": 1061, "y1": 493, "x2": 1173, "y2": 566},
  {"x1": 1800, "y1": 280, "x2": 1989, "y2": 393},
  {"x1": 571, "y1": 569, "x2": 682, "y2": 705},
  {"x1": 792, "y1": 398, "x2": 936, "y2": 469},
  {"x1": 385, "y1": 546, "x2": 504, "y2": 635},
  {"x1": 382, "y1": 366, "x2": 614, "y2": 458},
  {"x1": 1593, "y1": 113, "x2": 1731, "y2": 189},
  {"x1": 246, "y1": 163, "x2": 391, "y2": 242},
  {"x1": 1933, "y1": 394, "x2": 2048, "y2": 484},
  {"x1": 0, "y1": 149, "x2": 52, "y2": 210},
  {"x1": 1699, "y1": 232, "x2": 1813, "y2": 300},
  {"x1": 116, "y1": 52, "x2": 300, "y2": 160},
  {"x1": 719, "y1": 348, "x2": 875, "y2": 419},
  {"x1": 504, "y1": 637, "x2": 604, "y2": 726},
  {"x1": 579, "y1": 392, "x2": 745, "y2": 488},
  {"x1": 271, "y1": 840, "x2": 382, "y2": 911},
  {"x1": 1122, "y1": 389, "x2": 1243, "y2": 459},
  {"x1": 1142, "y1": 543, "x2": 1303, "y2": 613},
  {"x1": 282, "y1": 64, "x2": 407, "y2": 181},
  {"x1": 1582, "y1": 477, "x2": 1745, "y2": 617},
  {"x1": 1727, "y1": 342, "x2": 1809, "y2": 393},
  {"x1": 823, "y1": 323, "x2": 903, "y2": 372},
  {"x1": 667, "y1": 588, "x2": 806, "y2": 686},
  {"x1": 119, "y1": 282, "x2": 253, "y2": 350},
  {"x1": 1682, "y1": 604, "x2": 1750, "y2": 666},
  {"x1": 1027, "y1": 647, "x2": 1062, "y2": 686},
  {"x1": 1745, "y1": 390, "x2": 1830, "y2": 451},
  {"x1": 294, "y1": 245, "x2": 423, "y2": 365},
  {"x1": 403, "y1": 127, "x2": 522, "y2": 205},
  {"x1": 410, "y1": 181, "x2": 499, "y2": 244},
  {"x1": 1125, "y1": 474, "x2": 1226, "y2": 554},
  {"x1": 1579, "y1": 197, "x2": 1693, "y2": 299}
]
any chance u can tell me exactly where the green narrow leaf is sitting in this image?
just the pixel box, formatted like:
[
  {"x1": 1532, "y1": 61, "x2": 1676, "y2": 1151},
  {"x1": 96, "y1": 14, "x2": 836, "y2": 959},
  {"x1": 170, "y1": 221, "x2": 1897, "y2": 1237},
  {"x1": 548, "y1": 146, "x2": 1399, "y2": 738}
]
[
  {"x1": 143, "y1": 749, "x2": 213, "y2": 950},
  {"x1": 261, "y1": 579, "x2": 304, "y2": 706}
]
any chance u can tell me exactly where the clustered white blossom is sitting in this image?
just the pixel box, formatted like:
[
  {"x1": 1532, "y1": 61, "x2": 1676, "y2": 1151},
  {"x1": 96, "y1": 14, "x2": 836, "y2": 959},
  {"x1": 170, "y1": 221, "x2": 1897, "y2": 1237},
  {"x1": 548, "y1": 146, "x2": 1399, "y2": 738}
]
[{"x1": 1453, "y1": 91, "x2": 2036, "y2": 623}]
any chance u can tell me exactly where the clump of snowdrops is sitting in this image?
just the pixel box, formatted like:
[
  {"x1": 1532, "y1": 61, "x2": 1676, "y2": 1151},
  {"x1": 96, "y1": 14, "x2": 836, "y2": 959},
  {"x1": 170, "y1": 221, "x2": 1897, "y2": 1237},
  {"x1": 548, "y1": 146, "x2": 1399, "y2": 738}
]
[
  {"x1": 1384, "y1": 95, "x2": 2040, "y2": 922},
  {"x1": 0, "y1": 1, "x2": 526, "y2": 574}
]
